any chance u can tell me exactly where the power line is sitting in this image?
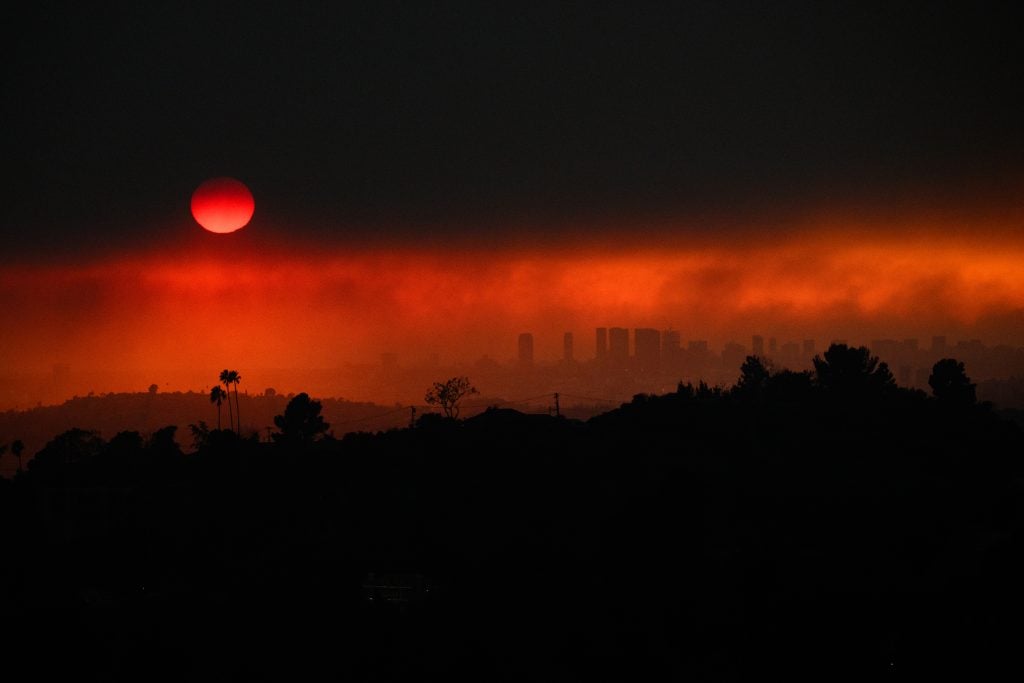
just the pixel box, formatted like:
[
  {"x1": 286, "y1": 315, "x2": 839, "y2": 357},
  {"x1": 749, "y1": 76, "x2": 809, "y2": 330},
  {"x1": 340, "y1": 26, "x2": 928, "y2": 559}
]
[
  {"x1": 462, "y1": 393, "x2": 552, "y2": 409},
  {"x1": 330, "y1": 391, "x2": 623, "y2": 427},
  {"x1": 558, "y1": 392, "x2": 622, "y2": 404},
  {"x1": 331, "y1": 405, "x2": 411, "y2": 426},
  {"x1": 502, "y1": 394, "x2": 555, "y2": 406}
]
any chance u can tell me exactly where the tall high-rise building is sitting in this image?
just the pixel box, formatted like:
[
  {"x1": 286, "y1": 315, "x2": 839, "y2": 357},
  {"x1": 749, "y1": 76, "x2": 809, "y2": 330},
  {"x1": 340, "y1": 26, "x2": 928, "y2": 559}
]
[
  {"x1": 802, "y1": 339, "x2": 815, "y2": 355},
  {"x1": 609, "y1": 327, "x2": 629, "y2": 365},
  {"x1": 871, "y1": 339, "x2": 899, "y2": 358},
  {"x1": 662, "y1": 328, "x2": 682, "y2": 366},
  {"x1": 596, "y1": 327, "x2": 608, "y2": 361},
  {"x1": 932, "y1": 336, "x2": 947, "y2": 353},
  {"x1": 634, "y1": 328, "x2": 661, "y2": 371},
  {"x1": 769, "y1": 337, "x2": 778, "y2": 355},
  {"x1": 955, "y1": 339, "x2": 984, "y2": 353},
  {"x1": 752, "y1": 335, "x2": 765, "y2": 357},
  {"x1": 563, "y1": 332, "x2": 574, "y2": 362},
  {"x1": 662, "y1": 329, "x2": 681, "y2": 354},
  {"x1": 518, "y1": 333, "x2": 534, "y2": 364},
  {"x1": 722, "y1": 342, "x2": 746, "y2": 370}
]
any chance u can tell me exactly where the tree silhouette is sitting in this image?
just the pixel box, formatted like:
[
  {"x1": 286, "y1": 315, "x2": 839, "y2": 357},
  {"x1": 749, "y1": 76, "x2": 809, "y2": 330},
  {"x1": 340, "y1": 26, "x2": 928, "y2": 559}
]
[
  {"x1": 735, "y1": 355, "x2": 772, "y2": 399},
  {"x1": 929, "y1": 358, "x2": 976, "y2": 406},
  {"x1": 219, "y1": 370, "x2": 236, "y2": 433},
  {"x1": 148, "y1": 383, "x2": 159, "y2": 394},
  {"x1": 272, "y1": 393, "x2": 330, "y2": 444},
  {"x1": 11, "y1": 439, "x2": 24, "y2": 473},
  {"x1": 765, "y1": 369, "x2": 814, "y2": 403},
  {"x1": 425, "y1": 376, "x2": 478, "y2": 419},
  {"x1": 149, "y1": 425, "x2": 180, "y2": 456},
  {"x1": 29, "y1": 428, "x2": 104, "y2": 471},
  {"x1": 189, "y1": 421, "x2": 210, "y2": 450},
  {"x1": 813, "y1": 344, "x2": 895, "y2": 395},
  {"x1": 696, "y1": 380, "x2": 720, "y2": 399},
  {"x1": 209, "y1": 386, "x2": 228, "y2": 430},
  {"x1": 229, "y1": 370, "x2": 242, "y2": 433}
]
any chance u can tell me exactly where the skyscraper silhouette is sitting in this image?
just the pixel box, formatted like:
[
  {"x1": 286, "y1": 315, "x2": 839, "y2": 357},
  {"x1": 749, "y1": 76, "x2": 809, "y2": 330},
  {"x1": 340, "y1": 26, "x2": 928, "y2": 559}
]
[
  {"x1": 752, "y1": 335, "x2": 765, "y2": 357},
  {"x1": 634, "y1": 328, "x2": 661, "y2": 372},
  {"x1": 662, "y1": 329, "x2": 680, "y2": 354},
  {"x1": 609, "y1": 327, "x2": 629, "y2": 366},
  {"x1": 596, "y1": 327, "x2": 608, "y2": 361},
  {"x1": 518, "y1": 333, "x2": 534, "y2": 365}
]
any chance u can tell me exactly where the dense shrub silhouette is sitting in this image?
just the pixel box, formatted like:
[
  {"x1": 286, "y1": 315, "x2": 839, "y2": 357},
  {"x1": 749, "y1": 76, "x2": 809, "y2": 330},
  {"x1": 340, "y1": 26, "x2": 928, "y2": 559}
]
[
  {"x1": 930, "y1": 358, "x2": 977, "y2": 406},
  {"x1": 272, "y1": 392, "x2": 330, "y2": 444},
  {"x1": 28, "y1": 428, "x2": 104, "y2": 473},
  {"x1": 813, "y1": 343, "x2": 896, "y2": 396},
  {"x1": 735, "y1": 354, "x2": 771, "y2": 399},
  {"x1": 765, "y1": 368, "x2": 814, "y2": 403}
]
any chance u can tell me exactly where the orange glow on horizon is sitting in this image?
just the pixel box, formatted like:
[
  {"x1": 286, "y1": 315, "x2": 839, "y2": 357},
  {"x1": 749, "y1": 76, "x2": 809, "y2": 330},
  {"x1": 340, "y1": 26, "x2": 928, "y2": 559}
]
[{"x1": 2, "y1": 214, "x2": 1024, "y2": 405}]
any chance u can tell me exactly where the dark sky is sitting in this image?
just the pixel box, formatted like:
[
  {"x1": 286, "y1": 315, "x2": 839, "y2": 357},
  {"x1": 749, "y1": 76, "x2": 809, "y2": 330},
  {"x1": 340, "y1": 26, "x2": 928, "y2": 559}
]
[{"x1": 4, "y1": 2, "x2": 1023, "y2": 255}]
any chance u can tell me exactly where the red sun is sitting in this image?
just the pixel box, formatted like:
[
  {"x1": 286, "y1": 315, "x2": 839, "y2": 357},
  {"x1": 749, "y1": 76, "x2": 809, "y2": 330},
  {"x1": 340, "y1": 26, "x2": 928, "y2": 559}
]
[{"x1": 191, "y1": 177, "x2": 255, "y2": 233}]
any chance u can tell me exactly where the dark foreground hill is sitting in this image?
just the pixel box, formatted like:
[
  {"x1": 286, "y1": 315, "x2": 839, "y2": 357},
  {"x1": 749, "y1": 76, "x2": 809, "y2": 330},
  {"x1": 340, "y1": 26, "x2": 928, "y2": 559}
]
[
  {"x1": 1, "y1": 380, "x2": 1023, "y2": 681},
  {"x1": 0, "y1": 391, "x2": 407, "y2": 475}
]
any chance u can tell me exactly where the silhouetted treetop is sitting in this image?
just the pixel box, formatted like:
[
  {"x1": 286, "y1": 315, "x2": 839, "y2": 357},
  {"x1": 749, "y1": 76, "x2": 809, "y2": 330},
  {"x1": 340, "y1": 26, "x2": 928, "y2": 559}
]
[
  {"x1": 220, "y1": 369, "x2": 243, "y2": 435},
  {"x1": 272, "y1": 392, "x2": 330, "y2": 444},
  {"x1": 107, "y1": 430, "x2": 144, "y2": 453},
  {"x1": 813, "y1": 343, "x2": 895, "y2": 396},
  {"x1": 735, "y1": 355, "x2": 772, "y2": 399},
  {"x1": 930, "y1": 358, "x2": 977, "y2": 406},
  {"x1": 149, "y1": 425, "x2": 181, "y2": 455},
  {"x1": 219, "y1": 369, "x2": 236, "y2": 433},
  {"x1": 425, "y1": 376, "x2": 478, "y2": 419},
  {"x1": 28, "y1": 428, "x2": 104, "y2": 472},
  {"x1": 209, "y1": 386, "x2": 228, "y2": 431},
  {"x1": 764, "y1": 369, "x2": 814, "y2": 403}
]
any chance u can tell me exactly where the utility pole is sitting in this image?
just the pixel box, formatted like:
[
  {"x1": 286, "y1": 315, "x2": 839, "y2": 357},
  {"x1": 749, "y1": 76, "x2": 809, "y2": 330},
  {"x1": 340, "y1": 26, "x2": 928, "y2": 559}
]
[
  {"x1": 554, "y1": 392, "x2": 560, "y2": 418},
  {"x1": 410, "y1": 406, "x2": 417, "y2": 429}
]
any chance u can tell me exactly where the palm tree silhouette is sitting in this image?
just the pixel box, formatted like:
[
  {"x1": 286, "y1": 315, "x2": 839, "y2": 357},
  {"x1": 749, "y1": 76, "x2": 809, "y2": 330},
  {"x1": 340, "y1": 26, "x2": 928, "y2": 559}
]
[
  {"x1": 219, "y1": 370, "x2": 235, "y2": 433},
  {"x1": 230, "y1": 370, "x2": 242, "y2": 434},
  {"x1": 210, "y1": 386, "x2": 228, "y2": 430}
]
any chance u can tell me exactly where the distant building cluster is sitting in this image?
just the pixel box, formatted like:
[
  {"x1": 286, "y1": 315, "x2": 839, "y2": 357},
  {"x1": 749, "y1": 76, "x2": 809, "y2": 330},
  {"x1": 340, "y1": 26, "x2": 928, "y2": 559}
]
[
  {"x1": 10, "y1": 328, "x2": 1023, "y2": 415},
  {"x1": 364, "y1": 329, "x2": 1022, "y2": 406},
  {"x1": 480, "y1": 327, "x2": 1024, "y2": 401}
]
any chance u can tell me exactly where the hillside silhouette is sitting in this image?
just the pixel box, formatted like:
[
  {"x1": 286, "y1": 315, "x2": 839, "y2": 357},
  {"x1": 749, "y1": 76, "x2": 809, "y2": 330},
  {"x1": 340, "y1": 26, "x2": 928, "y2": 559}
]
[
  {"x1": 2, "y1": 348, "x2": 1023, "y2": 680},
  {"x1": 0, "y1": 391, "x2": 409, "y2": 476}
]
